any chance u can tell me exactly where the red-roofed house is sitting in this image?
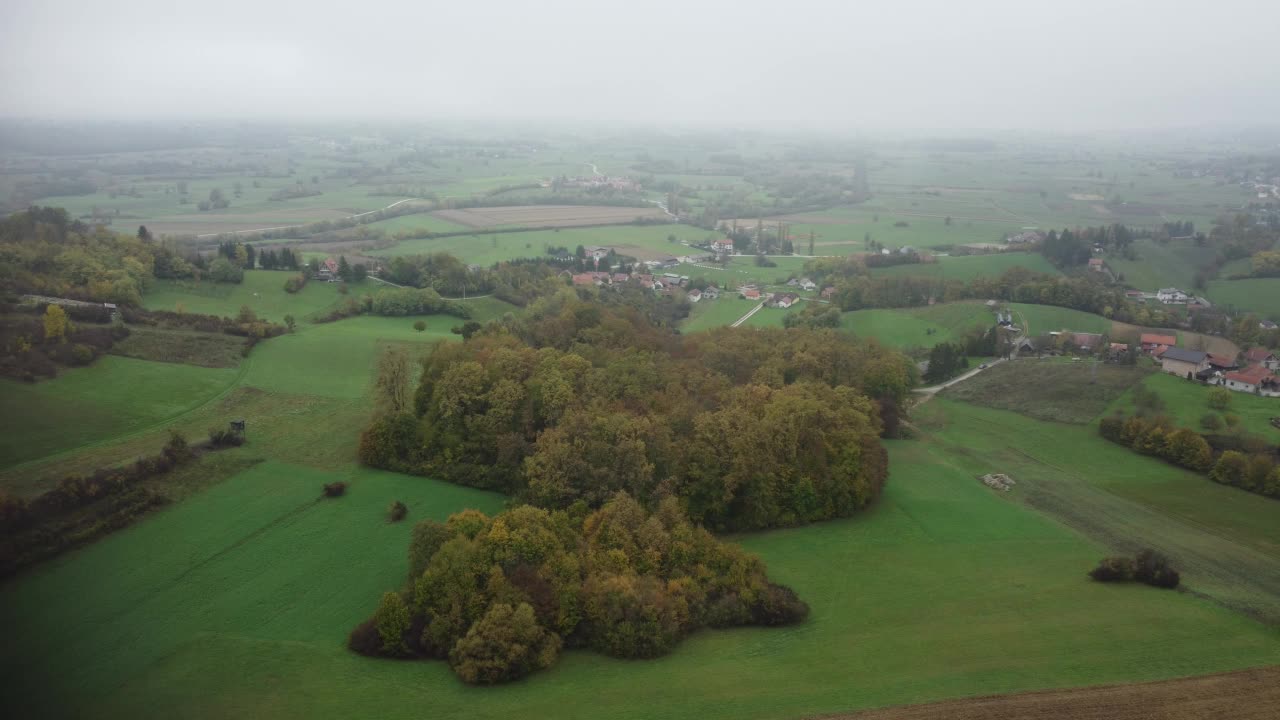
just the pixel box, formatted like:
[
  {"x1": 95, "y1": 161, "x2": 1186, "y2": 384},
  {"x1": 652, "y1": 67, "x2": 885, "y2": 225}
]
[
  {"x1": 571, "y1": 273, "x2": 595, "y2": 286},
  {"x1": 688, "y1": 289, "x2": 702, "y2": 303},
  {"x1": 1140, "y1": 333, "x2": 1177, "y2": 353},
  {"x1": 768, "y1": 292, "x2": 799, "y2": 309},
  {"x1": 742, "y1": 288, "x2": 761, "y2": 301},
  {"x1": 1222, "y1": 365, "x2": 1278, "y2": 394},
  {"x1": 1244, "y1": 348, "x2": 1279, "y2": 371},
  {"x1": 1207, "y1": 353, "x2": 1238, "y2": 371}
]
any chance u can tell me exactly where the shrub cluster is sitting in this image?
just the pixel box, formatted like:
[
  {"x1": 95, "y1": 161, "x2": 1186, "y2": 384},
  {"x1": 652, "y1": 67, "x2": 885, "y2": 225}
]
[
  {"x1": 0, "y1": 310, "x2": 130, "y2": 381},
  {"x1": 283, "y1": 272, "x2": 308, "y2": 294},
  {"x1": 1089, "y1": 549, "x2": 1181, "y2": 589},
  {"x1": 207, "y1": 427, "x2": 245, "y2": 447},
  {"x1": 1098, "y1": 414, "x2": 1214, "y2": 472},
  {"x1": 322, "y1": 482, "x2": 348, "y2": 498},
  {"x1": 0, "y1": 431, "x2": 194, "y2": 577},
  {"x1": 348, "y1": 493, "x2": 808, "y2": 684},
  {"x1": 388, "y1": 501, "x2": 408, "y2": 522}
]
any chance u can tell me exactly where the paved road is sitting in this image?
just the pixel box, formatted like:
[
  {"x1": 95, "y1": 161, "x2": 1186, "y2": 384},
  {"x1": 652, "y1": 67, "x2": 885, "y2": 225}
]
[
  {"x1": 731, "y1": 301, "x2": 766, "y2": 327},
  {"x1": 915, "y1": 357, "x2": 1006, "y2": 395}
]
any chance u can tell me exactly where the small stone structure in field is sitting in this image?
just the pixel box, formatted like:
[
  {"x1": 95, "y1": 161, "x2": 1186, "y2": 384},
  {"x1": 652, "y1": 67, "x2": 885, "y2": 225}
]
[{"x1": 980, "y1": 473, "x2": 1016, "y2": 491}]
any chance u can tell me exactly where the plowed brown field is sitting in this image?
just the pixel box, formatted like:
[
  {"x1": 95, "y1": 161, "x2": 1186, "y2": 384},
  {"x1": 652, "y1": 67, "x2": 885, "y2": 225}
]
[{"x1": 821, "y1": 666, "x2": 1280, "y2": 720}]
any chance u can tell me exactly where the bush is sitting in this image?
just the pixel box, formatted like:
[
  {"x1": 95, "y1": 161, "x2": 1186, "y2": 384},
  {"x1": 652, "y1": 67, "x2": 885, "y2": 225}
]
[
  {"x1": 448, "y1": 603, "x2": 561, "y2": 684},
  {"x1": 347, "y1": 619, "x2": 382, "y2": 656},
  {"x1": 70, "y1": 344, "x2": 95, "y2": 365},
  {"x1": 162, "y1": 431, "x2": 192, "y2": 464},
  {"x1": 322, "y1": 481, "x2": 347, "y2": 498},
  {"x1": 1088, "y1": 556, "x2": 1135, "y2": 582},
  {"x1": 413, "y1": 320, "x2": 426, "y2": 332},
  {"x1": 388, "y1": 501, "x2": 408, "y2": 522},
  {"x1": 1208, "y1": 387, "x2": 1232, "y2": 411},
  {"x1": 752, "y1": 583, "x2": 810, "y2": 626},
  {"x1": 284, "y1": 273, "x2": 308, "y2": 293},
  {"x1": 374, "y1": 591, "x2": 412, "y2": 656},
  {"x1": 1199, "y1": 413, "x2": 1223, "y2": 431}
]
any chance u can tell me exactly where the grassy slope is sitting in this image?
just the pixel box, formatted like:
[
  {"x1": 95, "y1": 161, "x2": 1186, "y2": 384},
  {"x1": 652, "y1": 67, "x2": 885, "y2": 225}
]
[
  {"x1": 1008, "y1": 303, "x2": 1112, "y2": 335},
  {"x1": 841, "y1": 302, "x2": 991, "y2": 349},
  {"x1": 1106, "y1": 372, "x2": 1280, "y2": 439},
  {"x1": 6, "y1": 428, "x2": 1278, "y2": 720},
  {"x1": 142, "y1": 271, "x2": 353, "y2": 322},
  {"x1": 0, "y1": 357, "x2": 239, "y2": 477},
  {"x1": 1105, "y1": 238, "x2": 1218, "y2": 292},
  {"x1": 872, "y1": 253, "x2": 1059, "y2": 282},
  {"x1": 680, "y1": 298, "x2": 758, "y2": 333},
  {"x1": 938, "y1": 359, "x2": 1149, "y2": 424},
  {"x1": 1207, "y1": 278, "x2": 1280, "y2": 318}
]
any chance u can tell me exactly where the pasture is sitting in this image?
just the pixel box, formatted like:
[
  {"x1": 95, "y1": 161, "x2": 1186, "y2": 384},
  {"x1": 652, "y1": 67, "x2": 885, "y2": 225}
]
[
  {"x1": 680, "y1": 297, "x2": 758, "y2": 333},
  {"x1": 142, "y1": 271, "x2": 353, "y2": 321},
  {"x1": 1207, "y1": 278, "x2": 1280, "y2": 318},
  {"x1": 432, "y1": 205, "x2": 668, "y2": 229},
  {"x1": 1007, "y1": 303, "x2": 1112, "y2": 335},
  {"x1": 0, "y1": 357, "x2": 238, "y2": 481},
  {"x1": 5, "y1": 404, "x2": 1279, "y2": 719},
  {"x1": 373, "y1": 223, "x2": 717, "y2": 265},
  {"x1": 871, "y1": 252, "x2": 1059, "y2": 282},
  {"x1": 1104, "y1": 238, "x2": 1218, "y2": 293},
  {"x1": 1107, "y1": 372, "x2": 1280, "y2": 439},
  {"x1": 840, "y1": 302, "x2": 992, "y2": 349},
  {"x1": 937, "y1": 358, "x2": 1150, "y2": 424}
]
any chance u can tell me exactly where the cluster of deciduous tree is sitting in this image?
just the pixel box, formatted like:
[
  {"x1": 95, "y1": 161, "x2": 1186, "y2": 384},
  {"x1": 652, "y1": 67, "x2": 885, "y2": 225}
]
[
  {"x1": 359, "y1": 294, "x2": 910, "y2": 531},
  {"x1": 0, "y1": 303, "x2": 130, "y2": 381},
  {"x1": 1089, "y1": 548, "x2": 1180, "y2": 589},
  {"x1": 347, "y1": 493, "x2": 807, "y2": 684},
  {"x1": 1208, "y1": 450, "x2": 1280, "y2": 499},
  {"x1": 782, "y1": 302, "x2": 841, "y2": 329},
  {"x1": 384, "y1": 252, "x2": 492, "y2": 296},
  {"x1": 0, "y1": 207, "x2": 156, "y2": 305},
  {"x1": 1098, "y1": 414, "x2": 1215, "y2": 472},
  {"x1": 315, "y1": 287, "x2": 472, "y2": 323}
]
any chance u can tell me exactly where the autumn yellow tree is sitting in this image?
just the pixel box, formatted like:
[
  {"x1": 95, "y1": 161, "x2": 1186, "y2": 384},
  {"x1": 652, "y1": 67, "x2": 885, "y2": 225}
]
[{"x1": 43, "y1": 305, "x2": 69, "y2": 342}]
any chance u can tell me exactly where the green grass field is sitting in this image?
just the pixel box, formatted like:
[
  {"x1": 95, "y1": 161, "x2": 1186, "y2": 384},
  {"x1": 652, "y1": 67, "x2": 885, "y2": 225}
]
[
  {"x1": 1207, "y1": 278, "x2": 1280, "y2": 318},
  {"x1": 6, "y1": 406, "x2": 1279, "y2": 719},
  {"x1": 841, "y1": 302, "x2": 992, "y2": 349},
  {"x1": 0, "y1": 357, "x2": 239, "y2": 479},
  {"x1": 1107, "y1": 372, "x2": 1280, "y2": 439},
  {"x1": 680, "y1": 297, "x2": 758, "y2": 333},
  {"x1": 872, "y1": 252, "x2": 1059, "y2": 282},
  {"x1": 142, "y1": 271, "x2": 354, "y2": 322},
  {"x1": 1008, "y1": 302, "x2": 1112, "y2": 335},
  {"x1": 371, "y1": 224, "x2": 719, "y2": 266},
  {"x1": 939, "y1": 358, "x2": 1150, "y2": 424},
  {"x1": 1105, "y1": 238, "x2": 1218, "y2": 293}
]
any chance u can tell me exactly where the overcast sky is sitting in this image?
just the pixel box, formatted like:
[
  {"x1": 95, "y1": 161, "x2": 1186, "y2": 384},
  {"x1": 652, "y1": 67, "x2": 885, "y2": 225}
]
[{"x1": 2, "y1": 0, "x2": 1276, "y2": 132}]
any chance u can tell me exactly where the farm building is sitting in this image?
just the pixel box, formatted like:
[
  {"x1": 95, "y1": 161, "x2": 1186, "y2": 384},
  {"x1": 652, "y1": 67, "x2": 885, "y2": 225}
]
[
  {"x1": 688, "y1": 289, "x2": 702, "y2": 303},
  {"x1": 1140, "y1": 333, "x2": 1177, "y2": 353},
  {"x1": 742, "y1": 288, "x2": 762, "y2": 301},
  {"x1": 820, "y1": 286, "x2": 836, "y2": 299},
  {"x1": 711, "y1": 239, "x2": 734, "y2": 255},
  {"x1": 1156, "y1": 287, "x2": 1190, "y2": 304},
  {"x1": 1207, "y1": 353, "x2": 1238, "y2": 371},
  {"x1": 798, "y1": 278, "x2": 817, "y2": 291},
  {"x1": 1160, "y1": 348, "x2": 1210, "y2": 377},
  {"x1": 1243, "y1": 348, "x2": 1279, "y2": 371},
  {"x1": 768, "y1": 293, "x2": 799, "y2": 309},
  {"x1": 1071, "y1": 332, "x2": 1103, "y2": 352},
  {"x1": 1088, "y1": 258, "x2": 1105, "y2": 271},
  {"x1": 1221, "y1": 365, "x2": 1279, "y2": 395}
]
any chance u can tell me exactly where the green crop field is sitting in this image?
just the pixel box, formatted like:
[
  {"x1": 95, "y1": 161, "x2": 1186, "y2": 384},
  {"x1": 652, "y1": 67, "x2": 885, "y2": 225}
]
[
  {"x1": 0, "y1": 357, "x2": 239, "y2": 480},
  {"x1": 939, "y1": 358, "x2": 1150, "y2": 424},
  {"x1": 1207, "y1": 278, "x2": 1280, "y2": 318},
  {"x1": 142, "y1": 271, "x2": 355, "y2": 321},
  {"x1": 1107, "y1": 372, "x2": 1280, "y2": 439},
  {"x1": 872, "y1": 252, "x2": 1059, "y2": 282},
  {"x1": 1008, "y1": 302, "x2": 1113, "y2": 335},
  {"x1": 840, "y1": 302, "x2": 992, "y2": 349}
]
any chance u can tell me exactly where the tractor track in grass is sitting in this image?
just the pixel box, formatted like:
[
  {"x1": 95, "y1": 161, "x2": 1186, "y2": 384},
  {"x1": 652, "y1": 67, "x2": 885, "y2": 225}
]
[{"x1": 821, "y1": 665, "x2": 1280, "y2": 720}]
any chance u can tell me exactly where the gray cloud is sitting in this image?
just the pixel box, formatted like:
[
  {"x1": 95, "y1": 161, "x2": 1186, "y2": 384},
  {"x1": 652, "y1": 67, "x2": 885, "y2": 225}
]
[{"x1": 2, "y1": 0, "x2": 1276, "y2": 131}]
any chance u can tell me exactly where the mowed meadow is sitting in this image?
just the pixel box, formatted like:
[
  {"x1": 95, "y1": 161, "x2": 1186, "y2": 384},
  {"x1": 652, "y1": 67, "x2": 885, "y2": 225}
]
[{"x1": 4, "y1": 274, "x2": 1280, "y2": 719}]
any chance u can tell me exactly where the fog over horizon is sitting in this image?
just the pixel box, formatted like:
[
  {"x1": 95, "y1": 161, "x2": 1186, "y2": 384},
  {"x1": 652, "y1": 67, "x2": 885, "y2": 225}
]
[{"x1": 3, "y1": 0, "x2": 1278, "y2": 134}]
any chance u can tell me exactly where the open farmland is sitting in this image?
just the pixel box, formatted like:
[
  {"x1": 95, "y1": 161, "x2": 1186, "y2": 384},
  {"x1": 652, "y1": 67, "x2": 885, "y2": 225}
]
[
  {"x1": 5, "y1": 397, "x2": 1280, "y2": 719},
  {"x1": 1008, "y1": 303, "x2": 1111, "y2": 335},
  {"x1": 841, "y1": 302, "x2": 992, "y2": 349},
  {"x1": 872, "y1": 252, "x2": 1059, "y2": 281},
  {"x1": 938, "y1": 359, "x2": 1150, "y2": 423},
  {"x1": 1106, "y1": 372, "x2": 1280, "y2": 439},
  {"x1": 432, "y1": 205, "x2": 668, "y2": 229},
  {"x1": 373, "y1": 223, "x2": 718, "y2": 264},
  {"x1": 680, "y1": 297, "x2": 759, "y2": 333},
  {"x1": 142, "y1": 270, "x2": 353, "y2": 321},
  {"x1": 1207, "y1": 278, "x2": 1280, "y2": 318}
]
